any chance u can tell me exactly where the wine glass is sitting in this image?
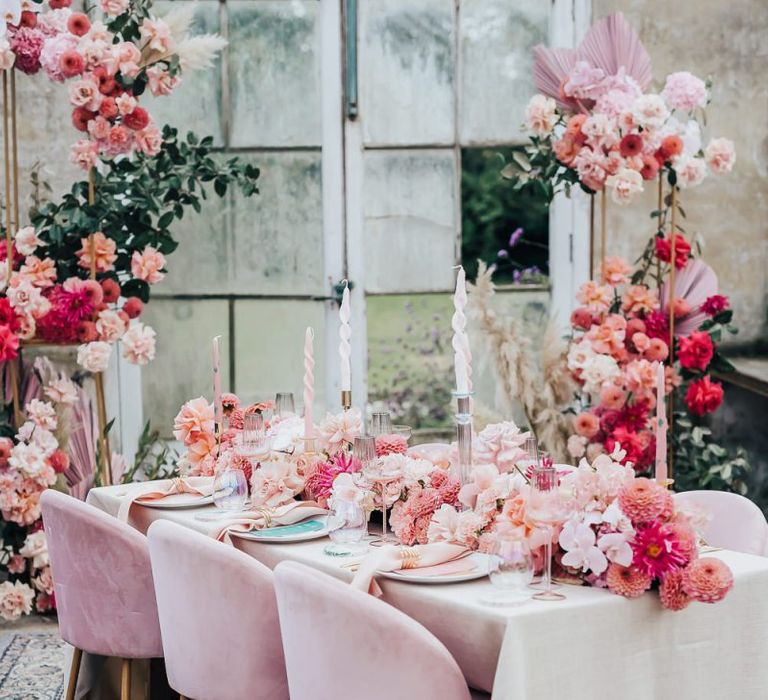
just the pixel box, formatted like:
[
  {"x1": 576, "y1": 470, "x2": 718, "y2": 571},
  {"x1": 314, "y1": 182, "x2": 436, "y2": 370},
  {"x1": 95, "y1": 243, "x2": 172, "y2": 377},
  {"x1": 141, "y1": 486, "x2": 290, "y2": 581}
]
[
  {"x1": 527, "y1": 464, "x2": 566, "y2": 601},
  {"x1": 355, "y1": 435, "x2": 399, "y2": 547},
  {"x1": 324, "y1": 499, "x2": 368, "y2": 556},
  {"x1": 212, "y1": 469, "x2": 248, "y2": 512},
  {"x1": 275, "y1": 392, "x2": 296, "y2": 418},
  {"x1": 483, "y1": 530, "x2": 534, "y2": 606},
  {"x1": 391, "y1": 424, "x2": 412, "y2": 443},
  {"x1": 369, "y1": 412, "x2": 392, "y2": 437}
]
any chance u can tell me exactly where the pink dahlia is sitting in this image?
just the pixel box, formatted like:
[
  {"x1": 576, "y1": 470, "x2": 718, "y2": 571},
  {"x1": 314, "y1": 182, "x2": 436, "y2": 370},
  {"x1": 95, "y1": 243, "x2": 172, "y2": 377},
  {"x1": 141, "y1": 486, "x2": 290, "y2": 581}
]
[
  {"x1": 606, "y1": 564, "x2": 652, "y2": 599},
  {"x1": 8, "y1": 27, "x2": 46, "y2": 75},
  {"x1": 305, "y1": 451, "x2": 361, "y2": 502},
  {"x1": 667, "y1": 521, "x2": 698, "y2": 566},
  {"x1": 618, "y1": 477, "x2": 667, "y2": 524},
  {"x1": 375, "y1": 433, "x2": 408, "y2": 457},
  {"x1": 682, "y1": 558, "x2": 734, "y2": 603},
  {"x1": 631, "y1": 519, "x2": 688, "y2": 579},
  {"x1": 659, "y1": 569, "x2": 691, "y2": 611}
]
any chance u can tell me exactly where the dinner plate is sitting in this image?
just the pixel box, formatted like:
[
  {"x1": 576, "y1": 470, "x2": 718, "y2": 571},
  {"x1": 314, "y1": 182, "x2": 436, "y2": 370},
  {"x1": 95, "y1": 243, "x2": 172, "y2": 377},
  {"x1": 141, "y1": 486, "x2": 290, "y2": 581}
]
[
  {"x1": 377, "y1": 552, "x2": 491, "y2": 584},
  {"x1": 135, "y1": 494, "x2": 214, "y2": 510},
  {"x1": 234, "y1": 515, "x2": 331, "y2": 543}
]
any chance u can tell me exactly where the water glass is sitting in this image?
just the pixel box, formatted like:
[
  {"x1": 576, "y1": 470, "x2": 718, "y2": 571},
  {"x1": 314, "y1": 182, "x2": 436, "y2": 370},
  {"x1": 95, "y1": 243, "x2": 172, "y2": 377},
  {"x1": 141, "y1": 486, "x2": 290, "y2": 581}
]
[
  {"x1": 242, "y1": 411, "x2": 266, "y2": 447},
  {"x1": 369, "y1": 411, "x2": 392, "y2": 437},
  {"x1": 212, "y1": 469, "x2": 248, "y2": 512},
  {"x1": 353, "y1": 435, "x2": 376, "y2": 466},
  {"x1": 324, "y1": 499, "x2": 368, "y2": 556},
  {"x1": 484, "y1": 533, "x2": 534, "y2": 606},
  {"x1": 275, "y1": 392, "x2": 296, "y2": 418}
]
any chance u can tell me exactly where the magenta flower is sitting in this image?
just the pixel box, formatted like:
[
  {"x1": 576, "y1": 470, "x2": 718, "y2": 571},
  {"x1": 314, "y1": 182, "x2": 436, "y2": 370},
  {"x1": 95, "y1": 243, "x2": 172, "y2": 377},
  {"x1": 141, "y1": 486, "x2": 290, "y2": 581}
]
[
  {"x1": 305, "y1": 451, "x2": 361, "y2": 502},
  {"x1": 631, "y1": 519, "x2": 688, "y2": 579}
]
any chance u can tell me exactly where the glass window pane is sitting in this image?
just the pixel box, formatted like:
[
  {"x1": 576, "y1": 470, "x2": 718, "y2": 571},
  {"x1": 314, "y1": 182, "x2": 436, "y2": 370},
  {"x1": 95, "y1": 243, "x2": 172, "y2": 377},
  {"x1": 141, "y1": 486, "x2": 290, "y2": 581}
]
[
  {"x1": 360, "y1": 0, "x2": 455, "y2": 146},
  {"x1": 143, "y1": 0, "x2": 224, "y2": 146},
  {"x1": 142, "y1": 299, "x2": 231, "y2": 437},
  {"x1": 233, "y1": 300, "x2": 327, "y2": 413},
  {"x1": 231, "y1": 151, "x2": 324, "y2": 295},
  {"x1": 459, "y1": 0, "x2": 549, "y2": 145},
  {"x1": 363, "y1": 149, "x2": 457, "y2": 293},
  {"x1": 229, "y1": 1, "x2": 322, "y2": 148}
]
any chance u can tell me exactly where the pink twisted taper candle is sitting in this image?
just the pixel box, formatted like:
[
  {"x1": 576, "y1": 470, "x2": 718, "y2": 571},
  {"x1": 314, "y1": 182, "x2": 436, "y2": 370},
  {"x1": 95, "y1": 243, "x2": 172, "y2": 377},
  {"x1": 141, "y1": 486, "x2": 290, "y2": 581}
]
[
  {"x1": 452, "y1": 266, "x2": 472, "y2": 394},
  {"x1": 303, "y1": 327, "x2": 315, "y2": 439},
  {"x1": 339, "y1": 282, "x2": 351, "y2": 392},
  {"x1": 655, "y1": 361, "x2": 668, "y2": 484}
]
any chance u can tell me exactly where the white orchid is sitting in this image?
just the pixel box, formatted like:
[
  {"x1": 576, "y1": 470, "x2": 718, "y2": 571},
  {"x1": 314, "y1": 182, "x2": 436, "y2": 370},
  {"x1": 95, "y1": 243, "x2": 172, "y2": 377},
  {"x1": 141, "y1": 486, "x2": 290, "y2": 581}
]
[
  {"x1": 597, "y1": 531, "x2": 634, "y2": 567},
  {"x1": 559, "y1": 518, "x2": 608, "y2": 574}
]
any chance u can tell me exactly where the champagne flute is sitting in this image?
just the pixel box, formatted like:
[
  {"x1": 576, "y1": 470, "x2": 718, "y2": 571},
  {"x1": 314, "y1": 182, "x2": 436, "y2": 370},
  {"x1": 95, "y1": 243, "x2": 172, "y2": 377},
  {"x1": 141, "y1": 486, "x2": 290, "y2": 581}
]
[
  {"x1": 355, "y1": 435, "x2": 399, "y2": 547},
  {"x1": 527, "y1": 463, "x2": 566, "y2": 601}
]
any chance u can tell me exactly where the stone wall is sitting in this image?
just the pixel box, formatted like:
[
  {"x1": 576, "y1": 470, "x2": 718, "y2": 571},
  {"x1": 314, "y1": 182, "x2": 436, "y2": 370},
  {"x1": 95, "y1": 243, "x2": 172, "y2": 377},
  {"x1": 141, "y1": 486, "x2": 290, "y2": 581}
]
[{"x1": 594, "y1": 0, "x2": 768, "y2": 347}]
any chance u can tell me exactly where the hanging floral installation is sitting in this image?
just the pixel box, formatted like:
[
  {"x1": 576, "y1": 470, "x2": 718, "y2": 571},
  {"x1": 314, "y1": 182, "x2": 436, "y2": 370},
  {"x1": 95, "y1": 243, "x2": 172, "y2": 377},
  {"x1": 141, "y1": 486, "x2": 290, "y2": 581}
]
[
  {"x1": 488, "y1": 13, "x2": 748, "y2": 494},
  {"x1": 0, "y1": 0, "x2": 259, "y2": 619}
]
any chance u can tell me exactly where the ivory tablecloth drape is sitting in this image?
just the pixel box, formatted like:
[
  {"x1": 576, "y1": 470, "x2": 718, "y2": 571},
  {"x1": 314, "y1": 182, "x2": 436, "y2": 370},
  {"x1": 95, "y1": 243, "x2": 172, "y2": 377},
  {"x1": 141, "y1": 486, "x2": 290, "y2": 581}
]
[{"x1": 88, "y1": 484, "x2": 768, "y2": 700}]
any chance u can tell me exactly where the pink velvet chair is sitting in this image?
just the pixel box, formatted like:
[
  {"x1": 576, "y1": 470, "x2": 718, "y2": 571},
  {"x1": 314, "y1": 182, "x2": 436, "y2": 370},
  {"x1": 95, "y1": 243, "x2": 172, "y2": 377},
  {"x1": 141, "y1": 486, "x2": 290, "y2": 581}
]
[
  {"x1": 40, "y1": 489, "x2": 163, "y2": 700},
  {"x1": 273, "y1": 561, "x2": 489, "y2": 700},
  {"x1": 675, "y1": 490, "x2": 768, "y2": 556},
  {"x1": 147, "y1": 519, "x2": 289, "y2": 700}
]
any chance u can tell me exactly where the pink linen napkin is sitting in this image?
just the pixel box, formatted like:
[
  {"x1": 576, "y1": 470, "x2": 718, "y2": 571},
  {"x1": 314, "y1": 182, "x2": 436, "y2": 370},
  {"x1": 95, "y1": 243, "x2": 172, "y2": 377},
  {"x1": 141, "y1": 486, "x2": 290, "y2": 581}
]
[
  {"x1": 208, "y1": 500, "x2": 328, "y2": 544},
  {"x1": 351, "y1": 543, "x2": 471, "y2": 596},
  {"x1": 117, "y1": 477, "x2": 214, "y2": 522}
]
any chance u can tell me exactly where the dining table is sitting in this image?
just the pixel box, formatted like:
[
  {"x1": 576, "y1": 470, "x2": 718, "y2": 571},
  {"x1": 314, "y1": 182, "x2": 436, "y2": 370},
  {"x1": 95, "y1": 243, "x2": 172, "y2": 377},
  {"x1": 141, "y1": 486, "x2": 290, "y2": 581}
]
[{"x1": 87, "y1": 481, "x2": 768, "y2": 700}]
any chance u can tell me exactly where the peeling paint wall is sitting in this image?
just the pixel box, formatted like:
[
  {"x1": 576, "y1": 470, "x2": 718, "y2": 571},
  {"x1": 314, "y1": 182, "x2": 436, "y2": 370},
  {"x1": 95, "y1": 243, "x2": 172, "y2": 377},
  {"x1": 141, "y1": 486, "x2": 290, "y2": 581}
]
[{"x1": 593, "y1": 0, "x2": 768, "y2": 346}]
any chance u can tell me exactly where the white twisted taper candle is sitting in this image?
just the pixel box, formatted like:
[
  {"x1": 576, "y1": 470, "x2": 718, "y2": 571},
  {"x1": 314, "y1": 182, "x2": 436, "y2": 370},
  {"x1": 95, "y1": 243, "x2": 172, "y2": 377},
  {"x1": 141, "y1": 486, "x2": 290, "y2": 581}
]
[
  {"x1": 303, "y1": 327, "x2": 315, "y2": 439},
  {"x1": 452, "y1": 266, "x2": 472, "y2": 394},
  {"x1": 339, "y1": 282, "x2": 352, "y2": 392}
]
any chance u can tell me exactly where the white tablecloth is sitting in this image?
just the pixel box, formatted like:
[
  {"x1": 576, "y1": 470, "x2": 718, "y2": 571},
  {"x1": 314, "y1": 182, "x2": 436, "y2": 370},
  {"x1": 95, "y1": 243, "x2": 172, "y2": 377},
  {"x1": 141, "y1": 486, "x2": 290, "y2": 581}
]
[{"x1": 88, "y1": 485, "x2": 768, "y2": 700}]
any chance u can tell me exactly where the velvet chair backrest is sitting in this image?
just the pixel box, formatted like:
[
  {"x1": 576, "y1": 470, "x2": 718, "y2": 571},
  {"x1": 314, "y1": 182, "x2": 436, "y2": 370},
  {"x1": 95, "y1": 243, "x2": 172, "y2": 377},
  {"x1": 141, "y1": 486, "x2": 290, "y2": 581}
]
[
  {"x1": 40, "y1": 489, "x2": 163, "y2": 658},
  {"x1": 147, "y1": 519, "x2": 289, "y2": 700},
  {"x1": 675, "y1": 490, "x2": 768, "y2": 556},
  {"x1": 273, "y1": 560, "x2": 472, "y2": 700}
]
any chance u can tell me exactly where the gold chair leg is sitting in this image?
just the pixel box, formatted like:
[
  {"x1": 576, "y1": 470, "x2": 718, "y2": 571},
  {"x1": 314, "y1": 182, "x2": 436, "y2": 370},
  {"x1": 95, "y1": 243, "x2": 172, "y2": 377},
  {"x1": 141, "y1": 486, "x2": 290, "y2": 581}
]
[
  {"x1": 121, "y1": 658, "x2": 132, "y2": 700},
  {"x1": 65, "y1": 647, "x2": 82, "y2": 700},
  {"x1": 179, "y1": 696, "x2": 187, "y2": 700}
]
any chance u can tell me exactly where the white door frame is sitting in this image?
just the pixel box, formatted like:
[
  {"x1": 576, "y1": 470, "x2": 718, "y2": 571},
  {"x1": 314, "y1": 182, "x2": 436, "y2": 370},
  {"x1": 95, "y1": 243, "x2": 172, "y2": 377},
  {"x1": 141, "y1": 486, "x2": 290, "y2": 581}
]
[{"x1": 548, "y1": 0, "x2": 592, "y2": 331}]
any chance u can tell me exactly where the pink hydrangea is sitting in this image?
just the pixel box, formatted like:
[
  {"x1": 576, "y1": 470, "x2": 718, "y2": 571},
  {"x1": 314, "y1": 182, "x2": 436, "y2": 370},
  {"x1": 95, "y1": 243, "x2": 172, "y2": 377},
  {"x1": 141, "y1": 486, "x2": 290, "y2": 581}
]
[
  {"x1": 662, "y1": 71, "x2": 708, "y2": 112},
  {"x1": 39, "y1": 32, "x2": 78, "y2": 82},
  {"x1": 8, "y1": 27, "x2": 45, "y2": 74}
]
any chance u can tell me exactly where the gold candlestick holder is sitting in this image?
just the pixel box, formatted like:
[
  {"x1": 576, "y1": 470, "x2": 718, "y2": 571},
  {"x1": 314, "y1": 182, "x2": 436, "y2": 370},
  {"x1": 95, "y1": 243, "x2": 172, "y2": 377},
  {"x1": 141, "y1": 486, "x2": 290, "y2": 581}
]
[{"x1": 341, "y1": 390, "x2": 352, "y2": 411}]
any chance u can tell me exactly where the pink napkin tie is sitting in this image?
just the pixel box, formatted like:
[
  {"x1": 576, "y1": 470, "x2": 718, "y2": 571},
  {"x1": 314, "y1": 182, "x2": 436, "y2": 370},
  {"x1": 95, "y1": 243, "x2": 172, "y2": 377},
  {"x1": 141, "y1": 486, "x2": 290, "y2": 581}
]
[
  {"x1": 351, "y1": 543, "x2": 471, "y2": 596},
  {"x1": 209, "y1": 500, "x2": 328, "y2": 543},
  {"x1": 117, "y1": 477, "x2": 214, "y2": 522}
]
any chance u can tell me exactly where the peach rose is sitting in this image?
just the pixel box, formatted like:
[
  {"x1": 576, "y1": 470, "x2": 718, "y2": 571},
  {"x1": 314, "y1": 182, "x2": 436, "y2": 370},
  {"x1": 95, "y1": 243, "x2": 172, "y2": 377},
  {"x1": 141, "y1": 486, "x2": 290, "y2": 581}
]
[
  {"x1": 77, "y1": 232, "x2": 117, "y2": 273},
  {"x1": 576, "y1": 281, "x2": 612, "y2": 314},
  {"x1": 131, "y1": 246, "x2": 166, "y2": 284},
  {"x1": 173, "y1": 397, "x2": 215, "y2": 445},
  {"x1": 621, "y1": 285, "x2": 659, "y2": 316},
  {"x1": 602, "y1": 256, "x2": 632, "y2": 286},
  {"x1": 645, "y1": 338, "x2": 669, "y2": 362}
]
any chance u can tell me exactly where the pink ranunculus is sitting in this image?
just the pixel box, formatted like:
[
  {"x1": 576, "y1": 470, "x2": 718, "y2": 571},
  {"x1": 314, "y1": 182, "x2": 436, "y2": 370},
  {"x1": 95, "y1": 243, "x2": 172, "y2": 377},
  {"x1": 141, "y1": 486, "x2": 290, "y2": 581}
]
[
  {"x1": 76, "y1": 340, "x2": 112, "y2": 373},
  {"x1": 122, "y1": 323, "x2": 157, "y2": 365},
  {"x1": 631, "y1": 332, "x2": 650, "y2": 353},
  {"x1": 131, "y1": 246, "x2": 166, "y2": 284},
  {"x1": 704, "y1": 137, "x2": 735, "y2": 175},
  {"x1": 662, "y1": 71, "x2": 708, "y2": 112}
]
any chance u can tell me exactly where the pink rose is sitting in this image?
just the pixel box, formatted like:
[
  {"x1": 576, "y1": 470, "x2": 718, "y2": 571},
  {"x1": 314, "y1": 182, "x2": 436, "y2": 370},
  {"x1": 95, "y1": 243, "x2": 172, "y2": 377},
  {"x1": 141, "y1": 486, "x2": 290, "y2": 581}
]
[
  {"x1": 68, "y1": 77, "x2": 102, "y2": 110},
  {"x1": 131, "y1": 246, "x2": 166, "y2": 284},
  {"x1": 139, "y1": 18, "x2": 173, "y2": 53},
  {"x1": 95, "y1": 309, "x2": 127, "y2": 342},
  {"x1": 99, "y1": 0, "x2": 129, "y2": 16},
  {"x1": 70, "y1": 139, "x2": 99, "y2": 171},
  {"x1": 134, "y1": 125, "x2": 163, "y2": 156},
  {"x1": 704, "y1": 138, "x2": 735, "y2": 175},
  {"x1": 173, "y1": 396, "x2": 215, "y2": 445},
  {"x1": 146, "y1": 65, "x2": 181, "y2": 97},
  {"x1": 77, "y1": 341, "x2": 112, "y2": 372}
]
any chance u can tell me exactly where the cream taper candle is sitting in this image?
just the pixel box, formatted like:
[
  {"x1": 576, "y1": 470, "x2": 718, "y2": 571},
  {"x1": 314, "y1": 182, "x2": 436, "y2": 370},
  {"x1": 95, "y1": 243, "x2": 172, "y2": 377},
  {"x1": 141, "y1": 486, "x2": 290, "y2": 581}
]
[{"x1": 339, "y1": 282, "x2": 351, "y2": 392}]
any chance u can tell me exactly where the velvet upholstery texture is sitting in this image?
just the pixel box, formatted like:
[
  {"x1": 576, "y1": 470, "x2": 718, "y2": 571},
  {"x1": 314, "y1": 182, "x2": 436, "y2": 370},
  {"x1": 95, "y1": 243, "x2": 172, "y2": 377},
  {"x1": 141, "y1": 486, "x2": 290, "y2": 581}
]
[
  {"x1": 40, "y1": 489, "x2": 163, "y2": 659},
  {"x1": 675, "y1": 490, "x2": 768, "y2": 556},
  {"x1": 274, "y1": 561, "x2": 473, "y2": 700},
  {"x1": 147, "y1": 520, "x2": 289, "y2": 700}
]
